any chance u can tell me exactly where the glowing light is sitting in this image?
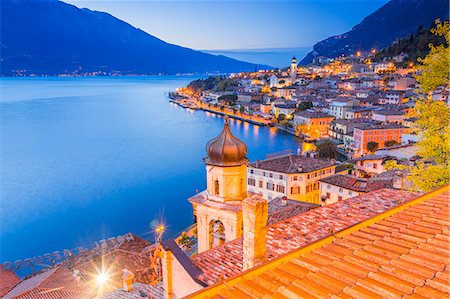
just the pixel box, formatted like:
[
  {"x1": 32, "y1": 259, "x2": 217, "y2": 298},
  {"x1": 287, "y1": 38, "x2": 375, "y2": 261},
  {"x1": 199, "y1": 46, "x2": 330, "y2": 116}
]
[
  {"x1": 155, "y1": 224, "x2": 165, "y2": 234},
  {"x1": 356, "y1": 51, "x2": 361, "y2": 57},
  {"x1": 371, "y1": 49, "x2": 377, "y2": 54},
  {"x1": 96, "y1": 271, "x2": 109, "y2": 286}
]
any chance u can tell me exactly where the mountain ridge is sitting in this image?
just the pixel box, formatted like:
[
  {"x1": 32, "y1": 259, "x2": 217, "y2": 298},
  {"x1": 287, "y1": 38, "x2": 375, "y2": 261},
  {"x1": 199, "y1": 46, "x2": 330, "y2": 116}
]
[
  {"x1": 0, "y1": 0, "x2": 270, "y2": 76},
  {"x1": 299, "y1": 0, "x2": 449, "y2": 65}
]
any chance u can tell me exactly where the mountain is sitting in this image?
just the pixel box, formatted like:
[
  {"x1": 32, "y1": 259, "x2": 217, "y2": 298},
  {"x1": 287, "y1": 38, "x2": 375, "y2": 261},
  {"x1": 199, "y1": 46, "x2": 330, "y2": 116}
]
[
  {"x1": 0, "y1": 0, "x2": 269, "y2": 76},
  {"x1": 299, "y1": 0, "x2": 449, "y2": 65}
]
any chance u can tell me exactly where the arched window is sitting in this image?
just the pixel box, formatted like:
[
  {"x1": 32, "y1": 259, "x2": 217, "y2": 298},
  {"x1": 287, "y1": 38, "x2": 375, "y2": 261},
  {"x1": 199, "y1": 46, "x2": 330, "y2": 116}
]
[{"x1": 209, "y1": 220, "x2": 225, "y2": 248}]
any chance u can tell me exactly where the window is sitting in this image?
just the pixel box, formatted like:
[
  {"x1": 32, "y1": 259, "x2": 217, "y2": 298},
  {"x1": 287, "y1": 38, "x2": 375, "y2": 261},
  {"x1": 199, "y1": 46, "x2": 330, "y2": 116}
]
[
  {"x1": 348, "y1": 191, "x2": 352, "y2": 196},
  {"x1": 248, "y1": 178, "x2": 255, "y2": 186},
  {"x1": 313, "y1": 182, "x2": 319, "y2": 190},
  {"x1": 339, "y1": 188, "x2": 343, "y2": 193},
  {"x1": 326, "y1": 192, "x2": 330, "y2": 198},
  {"x1": 259, "y1": 180, "x2": 263, "y2": 188},
  {"x1": 263, "y1": 171, "x2": 266, "y2": 177},
  {"x1": 327, "y1": 184, "x2": 331, "y2": 190},
  {"x1": 338, "y1": 196, "x2": 343, "y2": 201},
  {"x1": 214, "y1": 180, "x2": 220, "y2": 196},
  {"x1": 269, "y1": 173, "x2": 273, "y2": 178},
  {"x1": 266, "y1": 182, "x2": 274, "y2": 191},
  {"x1": 290, "y1": 186, "x2": 300, "y2": 194},
  {"x1": 276, "y1": 185, "x2": 285, "y2": 193},
  {"x1": 279, "y1": 175, "x2": 284, "y2": 180},
  {"x1": 307, "y1": 174, "x2": 310, "y2": 179},
  {"x1": 250, "y1": 169, "x2": 254, "y2": 174},
  {"x1": 306, "y1": 185, "x2": 312, "y2": 193},
  {"x1": 373, "y1": 163, "x2": 378, "y2": 169},
  {"x1": 292, "y1": 176, "x2": 298, "y2": 181}
]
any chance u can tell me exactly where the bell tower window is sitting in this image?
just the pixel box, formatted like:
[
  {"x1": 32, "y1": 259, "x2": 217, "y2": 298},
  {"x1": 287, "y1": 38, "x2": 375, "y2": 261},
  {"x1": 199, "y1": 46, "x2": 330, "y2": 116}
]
[{"x1": 214, "y1": 179, "x2": 220, "y2": 196}]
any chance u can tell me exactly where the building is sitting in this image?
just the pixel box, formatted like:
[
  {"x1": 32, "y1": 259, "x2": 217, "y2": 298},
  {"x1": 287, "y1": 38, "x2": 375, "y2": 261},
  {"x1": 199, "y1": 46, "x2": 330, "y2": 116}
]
[
  {"x1": 351, "y1": 123, "x2": 408, "y2": 157},
  {"x1": 372, "y1": 108, "x2": 406, "y2": 123},
  {"x1": 273, "y1": 103, "x2": 297, "y2": 118},
  {"x1": 187, "y1": 186, "x2": 449, "y2": 299},
  {"x1": 290, "y1": 56, "x2": 298, "y2": 81},
  {"x1": 293, "y1": 111, "x2": 334, "y2": 139},
  {"x1": 379, "y1": 90, "x2": 405, "y2": 105},
  {"x1": 328, "y1": 98, "x2": 359, "y2": 119},
  {"x1": 188, "y1": 116, "x2": 250, "y2": 254},
  {"x1": 319, "y1": 172, "x2": 402, "y2": 205},
  {"x1": 246, "y1": 154, "x2": 335, "y2": 204},
  {"x1": 352, "y1": 154, "x2": 395, "y2": 177}
]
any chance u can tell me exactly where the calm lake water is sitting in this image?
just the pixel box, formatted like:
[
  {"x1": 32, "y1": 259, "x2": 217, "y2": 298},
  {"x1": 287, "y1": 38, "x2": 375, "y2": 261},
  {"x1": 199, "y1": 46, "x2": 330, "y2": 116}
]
[{"x1": 0, "y1": 76, "x2": 300, "y2": 266}]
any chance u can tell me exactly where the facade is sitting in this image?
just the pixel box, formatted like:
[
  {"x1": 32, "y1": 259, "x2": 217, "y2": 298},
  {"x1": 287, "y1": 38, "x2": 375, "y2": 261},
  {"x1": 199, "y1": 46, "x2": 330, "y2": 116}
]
[
  {"x1": 246, "y1": 154, "x2": 336, "y2": 204},
  {"x1": 328, "y1": 98, "x2": 359, "y2": 119},
  {"x1": 372, "y1": 109, "x2": 405, "y2": 123},
  {"x1": 351, "y1": 123, "x2": 408, "y2": 156},
  {"x1": 293, "y1": 111, "x2": 334, "y2": 139}
]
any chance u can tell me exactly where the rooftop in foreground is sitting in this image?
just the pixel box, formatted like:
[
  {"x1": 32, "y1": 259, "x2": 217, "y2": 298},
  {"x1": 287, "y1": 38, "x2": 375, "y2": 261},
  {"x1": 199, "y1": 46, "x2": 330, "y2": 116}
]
[
  {"x1": 190, "y1": 188, "x2": 419, "y2": 285},
  {"x1": 187, "y1": 185, "x2": 449, "y2": 298}
]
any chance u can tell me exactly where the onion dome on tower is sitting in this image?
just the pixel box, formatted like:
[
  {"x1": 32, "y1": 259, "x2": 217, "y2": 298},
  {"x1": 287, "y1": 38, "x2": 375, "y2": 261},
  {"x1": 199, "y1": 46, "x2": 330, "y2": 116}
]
[{"x1": 204, "y1": 116, "x2": 249, "y2": 167}]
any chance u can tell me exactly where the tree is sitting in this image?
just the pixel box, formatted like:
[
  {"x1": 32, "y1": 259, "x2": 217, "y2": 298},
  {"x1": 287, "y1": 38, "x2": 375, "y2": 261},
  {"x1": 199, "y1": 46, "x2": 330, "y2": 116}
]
[
  {"x1": 297, "y1": 101, "x2": 313, "y2": 111},
  {"x1": 239, "y1": 106, "x2": 245, "y2": 114},
  {"x1": 367, "y1": 142, "x2": 379, "y2": 152},
  {"x1": 384, "y1": 140, "x2": 399, "y2": 148},
  {"x1": 315, "y1": 139, "x2": 338, "y2": 159},
  {"x1": 386, "y1": 20, "x2": 450, "y2": 192}
]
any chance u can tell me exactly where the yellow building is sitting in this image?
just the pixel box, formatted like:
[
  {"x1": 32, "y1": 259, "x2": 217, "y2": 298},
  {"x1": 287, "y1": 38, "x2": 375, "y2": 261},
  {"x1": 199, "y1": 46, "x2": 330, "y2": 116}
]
[
  {"x1": 293, "y1": 111, "x2": 334, "y2": 139},
  {"x1": 247, "y1": 154, "x2": 336, "y2": 204}
]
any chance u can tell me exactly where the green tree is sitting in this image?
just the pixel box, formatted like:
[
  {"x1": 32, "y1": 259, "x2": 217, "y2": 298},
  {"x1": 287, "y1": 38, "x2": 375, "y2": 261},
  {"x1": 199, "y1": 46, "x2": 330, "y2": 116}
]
[
  {"x1": 384, "y1": 140, "x2": 399, "y2": 148},
  {"x1": 367, "y1": 142, "x2": 379, "y2": 152},
  {"x1": 315, "y1": 139, "x2": 338, "y2": 159},
  {"x1": 387, "y1": 20, "x2": 450, "y2": 192}
]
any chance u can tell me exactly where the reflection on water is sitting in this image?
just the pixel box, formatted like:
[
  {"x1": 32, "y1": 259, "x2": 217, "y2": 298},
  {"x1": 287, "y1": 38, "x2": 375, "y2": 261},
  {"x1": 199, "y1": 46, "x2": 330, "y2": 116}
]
[{"x1": 0, "y1": 76, "x2": 300, "y2": 263}]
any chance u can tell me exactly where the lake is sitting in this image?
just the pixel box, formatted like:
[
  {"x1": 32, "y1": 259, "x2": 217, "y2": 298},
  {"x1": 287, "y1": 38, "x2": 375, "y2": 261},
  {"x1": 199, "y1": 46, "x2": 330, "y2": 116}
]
[{"x1": 0, "y1": 76, "x2": 301, "y2": 267}]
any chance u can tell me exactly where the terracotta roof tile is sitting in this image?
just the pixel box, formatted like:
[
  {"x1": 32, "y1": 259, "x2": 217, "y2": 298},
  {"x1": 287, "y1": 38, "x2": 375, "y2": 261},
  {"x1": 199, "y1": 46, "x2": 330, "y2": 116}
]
[
  {"x1": 250, "y1": 154, "x2": 334, "y2": 173},
  {"x1": 0, "y1": 265, "x2": 21, "y2": 297},
  {"x1": 189, "y1": 187, "x2": 450, "y2": 299}
]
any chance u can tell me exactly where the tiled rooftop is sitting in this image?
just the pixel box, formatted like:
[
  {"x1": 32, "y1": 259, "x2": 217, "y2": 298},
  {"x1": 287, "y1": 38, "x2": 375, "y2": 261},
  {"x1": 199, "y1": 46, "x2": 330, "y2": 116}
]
[
  {"x1": 0, "y1": 265, "x2": 20, "y2": 297},
  {"x1": 190, "y1": 188, "x2": 418, "y2": 285},
  {"x1": 190, "y1": 186, "x2": 449, "y2": 299},
  {"x1": 2, "y1": 235, "x2": 156, "y2": 299},
  {"x1": 250, "y1": 154, "x2": 334, "y2": 174},
  {"x1": 319, "y1": 174, "x2": 395, "y2": 192},
  {"x1": 293, "y1": 111, "x2": 333, "y2": 118}
]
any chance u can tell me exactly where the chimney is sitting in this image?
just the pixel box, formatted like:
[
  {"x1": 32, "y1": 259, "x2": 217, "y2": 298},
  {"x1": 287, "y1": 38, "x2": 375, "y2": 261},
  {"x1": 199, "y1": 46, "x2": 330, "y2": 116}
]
[
  {"x1": 242, "y1": 194, "x2": 268, "y2": 271},
  {"x1": 392, "y1": 171, "x2": 404, "y2": 189},
  {"x1": 281, "y1": 196, "x2": 288, "y2": 206}
]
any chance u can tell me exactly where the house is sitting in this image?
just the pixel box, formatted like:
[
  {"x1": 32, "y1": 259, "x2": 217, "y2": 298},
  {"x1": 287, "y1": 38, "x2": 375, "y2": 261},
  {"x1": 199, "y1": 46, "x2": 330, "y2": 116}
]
[
  {"x1": 273, "y1": 103, "x2": 297, "y2": 118},
  {"x1": 328, "y1": 118, "x2": 379, "y2": 141},
  {"x1": 372, "y1": 108, "x2": 405, "y2": 123},
  {"x1": 351, "y1": 123, "x2": 409, "y2": 157},
  {"x1": 375, "y1": 142, "x2": 418, "y2": 160},
  {"x1": 293, "y1": 111, "x2": 334, "y2": 139},
  {"x1": 247, "y1": 154, "x2": 336, "y2": 204},
  {"x1": 327, "y1": 98, "x2": 360, "y2": 119},
  {"x1": 269, "y1": 75, "x2": 278, "y2": 88},
  {"x1": 379, "y1": 90, "x2": 405, "y2": 105},
  {"x1": 352, "y1": 154, "x2": 395, "y2": 177},
  {"x1": 236, "y1": 92, "x2": 259, "y2": 103},
  {"x1": 344, "y1": 107, "x2": 378, "y2": 119},
  {"x1": 319, "y1": 172, "x2": 399, "y2": 205}
]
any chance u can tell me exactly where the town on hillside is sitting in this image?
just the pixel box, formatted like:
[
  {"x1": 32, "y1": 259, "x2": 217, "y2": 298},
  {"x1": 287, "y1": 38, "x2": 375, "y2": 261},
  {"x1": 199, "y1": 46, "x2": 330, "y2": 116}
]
[{"x1": 1, "y1": 16, "x2": 449, "y2": 299}]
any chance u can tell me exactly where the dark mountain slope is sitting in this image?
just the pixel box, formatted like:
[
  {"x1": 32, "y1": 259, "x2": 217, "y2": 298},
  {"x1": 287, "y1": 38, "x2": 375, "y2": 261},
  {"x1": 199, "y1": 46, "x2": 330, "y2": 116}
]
[
  {"x1": 0, "y1": 0, "x2": 268, "y2": 75},
  {"x1": 300, "y1": 0, "x2": 449, "y2": 65}
]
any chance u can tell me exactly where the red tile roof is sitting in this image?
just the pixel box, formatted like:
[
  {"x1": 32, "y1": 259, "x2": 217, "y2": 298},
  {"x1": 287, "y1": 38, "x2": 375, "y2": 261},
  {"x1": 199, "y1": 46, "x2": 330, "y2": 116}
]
[
  {"x1": 250, "y1": 154, "x2": 334, "y2": 173},
  {"x1": 190, "y1": 188, "x2": 418, "y2": 285},
  {"x1": 0, "y1": 265, "x2": 21, "y2": 297},
  {"x1": 189, "y1": 186, "x2": 450, "y2": 299},
  {"x1": 320, "y1": 174, "x2": 395, "y2": 192}
]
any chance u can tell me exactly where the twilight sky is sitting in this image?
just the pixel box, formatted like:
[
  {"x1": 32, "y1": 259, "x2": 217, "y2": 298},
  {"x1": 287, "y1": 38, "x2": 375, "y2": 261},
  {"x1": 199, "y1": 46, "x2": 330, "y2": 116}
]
[{"x1": 65, "y1": 0, "x2": 390, "y2": 51}]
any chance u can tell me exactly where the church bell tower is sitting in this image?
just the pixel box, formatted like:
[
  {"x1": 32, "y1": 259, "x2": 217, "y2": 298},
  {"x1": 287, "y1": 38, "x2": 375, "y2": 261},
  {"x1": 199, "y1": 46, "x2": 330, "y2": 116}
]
[{"x1": 189, "y1": 117, "x2": 249, "y2": 253}]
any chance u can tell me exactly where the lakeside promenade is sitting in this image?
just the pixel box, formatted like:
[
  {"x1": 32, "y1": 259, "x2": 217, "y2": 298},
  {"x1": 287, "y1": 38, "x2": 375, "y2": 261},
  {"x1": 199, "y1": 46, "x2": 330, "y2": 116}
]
[{"x1": 169, "y1": 94, "x2": 272, "y2": 126}]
